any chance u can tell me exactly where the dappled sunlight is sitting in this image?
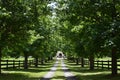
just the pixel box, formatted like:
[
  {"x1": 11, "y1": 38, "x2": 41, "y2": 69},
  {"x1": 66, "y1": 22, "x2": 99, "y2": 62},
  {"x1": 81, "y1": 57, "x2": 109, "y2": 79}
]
[
  {"x1": 75, "y1": 71, "x2": 110, "y2": 76},
  {"x1": 1, "y1": 0, "x2": 120, "y2": 80},
  {"x1": 3, "y1": 70, "x2": 28, "y2": 74},
  {"x1": 66, "y1": 61, "x2": 120, "y2": 80},
  {"x1": 41, "y1": 60, "x2": 59, "y2": 79},
  {"x1": 2, "y1": 69, "x2": 49, "y2": 79},
  {"x1": 51, "y1": 60, "x2": 65, "y2": 80},
  {"x1": 0, "y1": 61, "x2": 56, "y2": 80},
  {"x1": 61, "y1": 60, "x2": 77, "y2": 80}
]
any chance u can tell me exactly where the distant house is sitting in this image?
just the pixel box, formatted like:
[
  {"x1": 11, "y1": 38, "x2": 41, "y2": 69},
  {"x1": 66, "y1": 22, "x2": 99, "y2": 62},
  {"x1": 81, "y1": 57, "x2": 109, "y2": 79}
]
[{"x1": 56, "y1": 51, "x2": 65, "y2": 58}]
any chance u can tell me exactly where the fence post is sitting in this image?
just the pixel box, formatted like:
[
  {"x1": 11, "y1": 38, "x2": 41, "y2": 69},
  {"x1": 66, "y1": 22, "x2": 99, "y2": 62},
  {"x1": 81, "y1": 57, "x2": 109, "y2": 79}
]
[
  {"x1": 23, "y1": 60, "x2": 24, "y2": 68},
  {"x1": 102, "y1": 61, "x2": 103, "y2": 69},
  {"x1": 97, "y1": 60, "x2": 98, "y2": 69},
  {"x1": 31, "y1": 60, "x2": 33, "y2": 67},
  {"x1": 108, "y1": 60, "x2": 110, "y2": 70},
  {"x1": 6, "y1": 60, "x2": 8, "y2": 69},
  {"x1": 19, "y1": 60, "x2": 20, "y2": 69},
  {"x1": 13, "y1": 60, "x2": 15, "y2": 68},
  {"x1": 29, "y1": 60, "x2": 31, "y2": 67},
  {"x1": 38, "y1": 59, "x2": 40, "y2": 65},
  {"x1": 81, "y1": 58, "x2": 84, "y2": 67}
]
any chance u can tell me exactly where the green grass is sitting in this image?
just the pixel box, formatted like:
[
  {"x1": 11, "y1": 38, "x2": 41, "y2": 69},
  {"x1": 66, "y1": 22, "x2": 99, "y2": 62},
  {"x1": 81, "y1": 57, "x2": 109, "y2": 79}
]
[
  {"x1": 0, "y1": 60, "x2": 55, "y2": 80},
  {"x1": 1, "y1": 58, "x2": 120, "y2": 80},
  {"x1": 95, "y1": 57, "x2": 111, "y2": 61},
  {"x1": 2, "y1": 57, "x2": 34, "y2": 60},
  {"x1": 66, "y1": 60, "x2": 120, "y2": 80},
  {"x1": 51, "y1": 60, "x2": 65, "y2": 80}
]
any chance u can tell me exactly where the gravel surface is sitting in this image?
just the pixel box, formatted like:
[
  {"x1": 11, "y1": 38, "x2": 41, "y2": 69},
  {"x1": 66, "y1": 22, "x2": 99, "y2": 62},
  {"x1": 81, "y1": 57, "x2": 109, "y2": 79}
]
[{"x1": 41, "y1": 59, "x2": 77, "y2": 80}]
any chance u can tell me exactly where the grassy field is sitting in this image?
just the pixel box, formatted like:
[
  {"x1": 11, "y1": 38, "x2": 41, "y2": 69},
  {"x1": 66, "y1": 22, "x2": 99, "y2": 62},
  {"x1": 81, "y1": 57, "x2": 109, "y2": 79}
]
[
  {"x1": 66, "y1": 60, "x2": 120, "y2": 80},
  {"x1": 0, "y1": 60, "x2": 55, "y2": 80}
]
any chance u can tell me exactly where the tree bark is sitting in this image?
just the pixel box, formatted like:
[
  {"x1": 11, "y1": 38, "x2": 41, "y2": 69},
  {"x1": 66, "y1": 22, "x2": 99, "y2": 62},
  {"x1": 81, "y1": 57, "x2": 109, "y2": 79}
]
[
  {"x1": 35, "y1": 57, "x2": 38, "y2": 67},
  {"x1": 81, "y1": 57, "x2": 84, "y2": 67},
  {"x1": 50, "y1": 56, "x2": 53, "y2": 60},
  {"x1": 24, "y1": 53, "x2": 28, "y2": 69},
  {"x1": 48, "y1": 57, "x2": 51, "y2": 61},
  {"x1": 89, "y1": 55, "x2": 94, "y2": 70},
  {"x1": 41, "y1": 58, "x2": 44, "y2": 65},
  {"x1": 110, "y1": 0, "x2": 118, "y2": 76},
  {"x1": 76, "y1": 58, "x2": 79, "y2": 65},
  {"x1": 111, "y1": 47, "x2": 117, "y2": 76}
]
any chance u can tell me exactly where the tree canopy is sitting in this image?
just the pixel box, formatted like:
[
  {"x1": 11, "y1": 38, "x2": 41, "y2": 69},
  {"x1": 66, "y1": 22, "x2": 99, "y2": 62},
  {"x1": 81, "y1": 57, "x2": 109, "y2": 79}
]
[{"x1": 0, "y1": 0, "x2": 120, "y2": 75}]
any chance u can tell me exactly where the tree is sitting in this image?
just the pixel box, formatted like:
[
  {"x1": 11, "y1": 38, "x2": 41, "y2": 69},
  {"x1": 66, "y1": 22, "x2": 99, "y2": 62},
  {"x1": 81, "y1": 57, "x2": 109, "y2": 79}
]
[
  {"x1": 0, "y1": 0, "x2": 34, "y2": 73},
  {"x1": 55, "y1": 0, "x2": 120, "y2": 75}
]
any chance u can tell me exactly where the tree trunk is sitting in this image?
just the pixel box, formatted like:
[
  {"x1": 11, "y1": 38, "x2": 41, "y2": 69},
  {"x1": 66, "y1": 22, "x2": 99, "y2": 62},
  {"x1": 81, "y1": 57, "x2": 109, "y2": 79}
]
[
  {"x1": 50, "y1": 56, "x2": 53, "y2": 60},
  {"x1": 41, "y1": 58, "x2": 44, "y2": 65},
  {"x1": 111, "y1": 47, "x2": 117, "y2": 76},
  {"x1": 89, "y1": 55, "x2": 94, "y2": 70},
  {"x1": 45, "y1": 59, "x2": 47, "y2": 63},
  {"x1": 110, "y1": 0, "x2": 118, "y2": 76},
  {"x1": 81, "y1": 57, "x2": 84, "y2": 67},
  {"x1": 72, "y1": 57, "x2": 75, "y2": 62},
  {"x1": 35, "y1": 57, "x2": 38, "y2": 67},
  {"x1": 76, "y1": 58, "x2": 79, "y2": 65},
  {"x1": 48, "y1": 57, "x2": 51, "y2": 61},
  {"x1": 24, "y1": 53, "x2": 28, "y2": 69}
]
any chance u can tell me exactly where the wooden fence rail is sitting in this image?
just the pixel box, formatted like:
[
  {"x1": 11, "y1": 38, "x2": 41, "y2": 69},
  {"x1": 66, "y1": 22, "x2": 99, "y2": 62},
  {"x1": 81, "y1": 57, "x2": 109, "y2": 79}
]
[
  {"x1": 94, "y1": 60, "x2": 120, "y2": 70},
  {"x1": 1, "y1": 60, "x2": 34, "y2": 69}
]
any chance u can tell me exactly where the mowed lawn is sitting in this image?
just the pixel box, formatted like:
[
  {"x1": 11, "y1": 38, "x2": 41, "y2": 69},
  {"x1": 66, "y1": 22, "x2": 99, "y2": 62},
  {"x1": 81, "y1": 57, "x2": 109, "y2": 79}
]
[
  {"x1": 0, "y1": 60, "x2": 55, "y2": 80},
  {"x1": 66, "y1": 61, "x2": 120, "y2": 80}
]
